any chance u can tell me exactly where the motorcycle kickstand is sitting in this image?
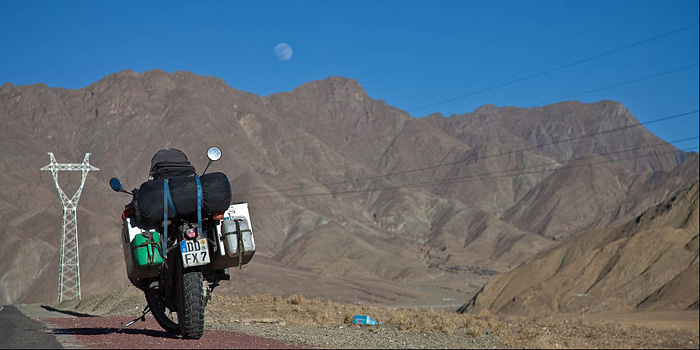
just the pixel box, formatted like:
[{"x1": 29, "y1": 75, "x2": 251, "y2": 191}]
[{"x1": 117, "y1": 305, "x2": 152, "y2": 333}]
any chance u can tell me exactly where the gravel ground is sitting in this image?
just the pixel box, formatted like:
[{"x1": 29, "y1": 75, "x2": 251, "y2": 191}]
[
  {"x1": 37, "y1": 313, "x2": 508, "y2": 349},
  {"x1": 207, "y1": 322, "x2": 508, "y2": 349}
]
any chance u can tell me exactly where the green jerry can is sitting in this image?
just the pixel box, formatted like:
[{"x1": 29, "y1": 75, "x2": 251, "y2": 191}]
[{"x1": 128, "y1": 231, "x2": 163, "y2": 279}]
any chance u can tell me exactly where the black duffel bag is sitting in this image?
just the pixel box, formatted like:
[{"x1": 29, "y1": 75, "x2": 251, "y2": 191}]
[
  {"x1": 136, "y1": 172, "x2": 232, "y2": 227},
  {"x1": 200, "y1": 172, "x2": 232, "y2": 214}
]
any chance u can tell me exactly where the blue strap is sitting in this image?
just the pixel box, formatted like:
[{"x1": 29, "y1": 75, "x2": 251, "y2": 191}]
[
  {"x1": 162, "y1": 179, "x2": 173, "y2": 259},
  {"x1": 165, "y1": 183, "x2": 175, "y2": 213},
  {"x1": 195, "y1": 175, "x2": 203, "y2": 232}
]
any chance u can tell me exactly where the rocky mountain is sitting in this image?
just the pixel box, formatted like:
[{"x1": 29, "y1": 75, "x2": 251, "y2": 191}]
[
  {"x1": 459, "y1": 177, "x2": 699, "y2": 315},
  {"x1": 0, "y1": 70, "x2": 695, "y2": 309}
]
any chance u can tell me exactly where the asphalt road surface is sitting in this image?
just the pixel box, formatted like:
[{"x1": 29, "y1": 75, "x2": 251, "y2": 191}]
[
  {"x1": 0, "y1": 304, "x2": 303, "y2": 349},
  {"x1": 43, "y1": 315, "x2": 303, "y2": 349},
  {"x1": 0, "y1": 305, "x2": 62, "y2": 349}
]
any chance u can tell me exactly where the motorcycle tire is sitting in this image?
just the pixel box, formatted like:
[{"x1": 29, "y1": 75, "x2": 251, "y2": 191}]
[
  {"x1": 178, "y1": 268, "x2": 205, "y2": 339},
  {"x1": 145, "y1": 265, "x2": 205, "y2": 339}
]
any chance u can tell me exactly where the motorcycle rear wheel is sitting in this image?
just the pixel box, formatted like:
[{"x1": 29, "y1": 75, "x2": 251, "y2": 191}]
[
  {"x1": 178, "y1": 268, "x2": 205, "y2": 339},
  {"x1": 145, "y1": 266, "x2": 205, "y2": 339}
]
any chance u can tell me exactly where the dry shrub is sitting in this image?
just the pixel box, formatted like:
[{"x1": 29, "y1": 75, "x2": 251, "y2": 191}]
[
  {"x1": 209, "y1": 293, "x2": 511, "y2": 338},
  {"x1": 259, "y1": 293, "x2": 274, "y2": 303},
  {"x1": 288, "y1": 294, "x2": 305, "y2": 305},
  {"x1": 488, "y1": 316, "x2": 508, "y2": 337},
  {"x1": 230, "y1": 294, "x2": 241, "y2": 304},
  {"x1": 386, "y1": 309, "x2": 412, "y2": 326},
  {"x1": 273, "y1": 296, "x2": 282, "y2": 311},
  {"x1": 461, "y1": 314, "x2": 482, "y2": 337},
  {"x1": 312, "y1": 308, "x2": 335, "y2": 324},
  {"x1": 435, "y1": 315, "x2": 455, "y2": 335},
  {"x1": 476, "y1": 308, "x2": 492, "y2": 320}
]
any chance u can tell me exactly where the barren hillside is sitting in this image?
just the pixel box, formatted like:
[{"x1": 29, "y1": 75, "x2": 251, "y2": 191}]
[
  {"x1": 461, "y1": 176, "x2": 699, "y2": 316},
  {"x1": 0, "y1": 70, "x2": 694, "y2": 308}
]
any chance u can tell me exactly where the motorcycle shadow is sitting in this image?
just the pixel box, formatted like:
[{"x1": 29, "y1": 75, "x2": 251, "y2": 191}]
[{"x1": 51, "y1": 326, "x2": 179, "y2": 339}]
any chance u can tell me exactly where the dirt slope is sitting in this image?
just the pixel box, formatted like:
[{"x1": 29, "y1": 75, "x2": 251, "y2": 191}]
[{"x1": 461, "y1": 180, "x2": 699, "y2": 316}]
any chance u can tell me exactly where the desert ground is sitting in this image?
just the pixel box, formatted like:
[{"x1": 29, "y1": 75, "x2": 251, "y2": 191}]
[{"x1": 48, "y1": 287, "x2": 698, "y2": 349}]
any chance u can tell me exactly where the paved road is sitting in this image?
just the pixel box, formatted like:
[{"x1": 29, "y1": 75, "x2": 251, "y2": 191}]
[
  {"x1": 44, "y1": 315, "x2": 303, "y2": 349},
  {"x1": 1, "y1": 304, "x2": 303, "y2": 349},
  {"x1": 0, "y1": 305, "x2": 62, "y2": 349}
]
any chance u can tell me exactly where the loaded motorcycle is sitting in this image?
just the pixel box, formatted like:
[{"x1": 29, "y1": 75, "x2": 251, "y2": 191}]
[{"x1": 109, "y1": 147, "x2": 255, "y2": 339}]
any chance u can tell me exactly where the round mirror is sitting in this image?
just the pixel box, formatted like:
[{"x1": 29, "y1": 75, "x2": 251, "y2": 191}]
[
  {"x1": 207, "y1": 146, "x2": 222, "y2": 161},
  {"x1": 109, "y1": 177, "x2": 123, "y2": 192}
]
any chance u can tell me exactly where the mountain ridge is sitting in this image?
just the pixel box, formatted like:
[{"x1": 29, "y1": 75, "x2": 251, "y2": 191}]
[{"x1": 0, "y1": 70, "x2": 695, "y2": 311}]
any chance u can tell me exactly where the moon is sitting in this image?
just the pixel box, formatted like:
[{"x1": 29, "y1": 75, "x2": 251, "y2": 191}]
[{"x1": 274, "y1": 43, "x2": 293, "y2": 61}]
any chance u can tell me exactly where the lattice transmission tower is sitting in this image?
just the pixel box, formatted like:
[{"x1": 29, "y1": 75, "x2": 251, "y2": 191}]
[{"x1": 41, "y1": 152, "x2": 99, "y2": 302}]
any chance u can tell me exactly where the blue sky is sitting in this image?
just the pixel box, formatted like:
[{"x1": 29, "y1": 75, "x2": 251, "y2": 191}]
[{"x1": 1, "y1": 0, "x2": 698, "y2": 151}]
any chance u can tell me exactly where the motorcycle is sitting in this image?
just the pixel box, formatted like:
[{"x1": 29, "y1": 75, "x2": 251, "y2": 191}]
[{"x1": 109, "y1": 146, "x2": 255, "y2": 339}]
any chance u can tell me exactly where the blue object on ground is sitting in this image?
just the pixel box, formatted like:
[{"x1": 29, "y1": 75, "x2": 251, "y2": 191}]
[{"x1": 353, "y1": 315, "x2": 380, "y2": 325}]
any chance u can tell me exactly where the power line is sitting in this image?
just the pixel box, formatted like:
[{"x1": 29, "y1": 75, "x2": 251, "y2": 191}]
[
  {"x1": 277, "y1": 63, "x2": 698, "y2": 146},
  {"x1": 235, "y1": 110, "x2": 699, "y2": 197},
  {"x1": 531, "y1": 63, "x2": 699, "y2": 107},
  {"x1": 402, "y1": 137, "x2": 698, "y2": 189},
  {"x1": 238, "y1": 141, "x2": 697, "y2": 200},
  {"x1": 407, "y1": 23, "x2": 699, "y2": 114},
  {"x1": 397, "y1": 143, "x2": 698, "y2": 191},
  {"x1": 228, "y1": 25, "x2": 700, "y2": 200},
  {"x1": 241, "y1": 145, "x2": 697, "y2": 200},
  {"x1": 258, "y1": 24, "x2": 698, "y2": 149},
  {"x1": 273, "y1": 62, "x2": 696, "y2": 147}
]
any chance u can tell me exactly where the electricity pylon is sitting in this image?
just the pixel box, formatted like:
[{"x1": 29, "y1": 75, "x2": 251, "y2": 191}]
[{"x1": 41, "y1": 152, "x2": 99, "y2": 302}]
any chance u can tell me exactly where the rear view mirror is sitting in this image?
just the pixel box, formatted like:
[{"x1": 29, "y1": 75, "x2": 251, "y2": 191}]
[
  {"x1": 202, "y1": 146, "x2": 222, "y2": 175},
  {"x1": 207, "y1": 147, "x2": 222, "y2": 161},
  {"x1": 109, "y1": 177, "x2": 123, "y2": 192}
]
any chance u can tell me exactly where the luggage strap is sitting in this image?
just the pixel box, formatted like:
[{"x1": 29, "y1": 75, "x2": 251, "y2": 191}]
[
  {"x1": 133, "y1": 239, "x2": 161, "y2": 264},
  {"x1": 161, "y1": 176, "x2": 203, "y2": 260},
  {"x1": 221, "y1": 228, "x2": 252, "y2": 236},
  {"x1": 140, "y1": 230, "x2": 164, "y2": 263},
  {"x1": 221, "y1": 219, "x2": 249, "y2": 269},
  {"x1": 195, "y1": 175, "x2": 203, "y2": 236},
  {"x1": 162, "y1": 179, "x2": 175, "y2": 260},
  {"x1": 235, "y1": 219, "x2": 245, "y2": 269}
]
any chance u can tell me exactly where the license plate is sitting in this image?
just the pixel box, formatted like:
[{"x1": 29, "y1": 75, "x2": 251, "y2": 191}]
[{"x1": 180, "y1": 238, "x2": 210, "y2": 267}]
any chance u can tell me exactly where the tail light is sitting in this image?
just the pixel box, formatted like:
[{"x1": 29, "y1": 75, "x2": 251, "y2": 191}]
[
  {"x1": 185, "y1": 227, "x2": 199, "y2": 240},
  {"x1": 122, "y1": 207, "x2": 135, "y2": 219},
  {"x1": 212, "y1": 212, "x2": 224, "y2": 221}
]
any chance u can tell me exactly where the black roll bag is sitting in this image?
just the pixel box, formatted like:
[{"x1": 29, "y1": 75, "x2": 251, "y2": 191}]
[
  {"x1": 136, "y1": 172, "x2": 232, "y2": 227},
  {"x1": 200, "y1": 172, "x2": 232, "y2": 213}
]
